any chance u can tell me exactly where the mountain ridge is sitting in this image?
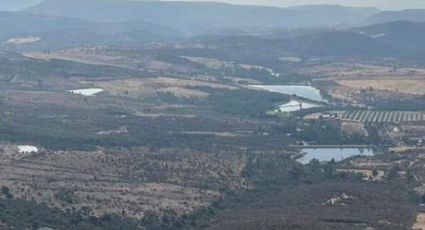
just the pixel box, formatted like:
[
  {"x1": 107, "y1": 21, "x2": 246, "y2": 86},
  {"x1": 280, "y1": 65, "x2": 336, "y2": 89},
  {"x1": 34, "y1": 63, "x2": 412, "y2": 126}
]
[{"x1": 27, "y1": 0, "x2": 380, "y2": 35}]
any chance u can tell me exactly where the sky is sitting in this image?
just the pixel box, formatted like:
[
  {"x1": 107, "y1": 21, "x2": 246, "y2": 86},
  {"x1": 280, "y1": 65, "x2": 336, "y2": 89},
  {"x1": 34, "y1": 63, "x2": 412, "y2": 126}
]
[
  {"x1": 1, "y1": 0, "x2": 425, "y2": 11},
  {"x1": 169, "y1": 0, "x2": 425, "y2": 10}
]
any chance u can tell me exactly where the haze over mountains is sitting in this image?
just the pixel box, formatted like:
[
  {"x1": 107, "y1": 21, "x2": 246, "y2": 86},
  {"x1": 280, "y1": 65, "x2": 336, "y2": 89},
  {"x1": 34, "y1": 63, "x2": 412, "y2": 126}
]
[
  {"x1": 367, "y1": 9, "x2": 425, "y2": 24},
  {"x1": 0, "y1": 10, "x2": 183, "y2": 50},
  {"x1": 0, "y1": 0, "x2": 42, "y2": 11},
  {"x1": 26, "y1": 0, "x2": 381, "y2": 35},
  {"x1": 2, "y1": 0, "x2": 425, "y2": 58}
]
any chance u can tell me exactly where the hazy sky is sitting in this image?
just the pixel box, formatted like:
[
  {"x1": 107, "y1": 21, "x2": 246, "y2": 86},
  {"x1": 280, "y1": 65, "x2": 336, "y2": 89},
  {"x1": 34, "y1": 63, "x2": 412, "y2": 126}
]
[
  {"x1": 171, "y1": 0, "x2": 425, "y2": 10},
  {"x1": 1, "y1": 0, "x2": 425, "y2": 11}
]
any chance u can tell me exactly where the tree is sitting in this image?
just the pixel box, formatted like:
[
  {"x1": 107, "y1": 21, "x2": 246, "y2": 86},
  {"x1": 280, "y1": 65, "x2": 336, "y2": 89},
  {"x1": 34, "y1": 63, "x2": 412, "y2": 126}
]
[
  {"x1": 289, "y1": 165, "x2": 305, "y2": 180},
  {"x1": 387, "y1": 167, "x2": 399, "y2": 180},
  {"x1": 372, "y1": 169, "x2": 379, "y2": 177},
  {"x1": 1, "y1": 186, "x2": 13, "y2": 199}
]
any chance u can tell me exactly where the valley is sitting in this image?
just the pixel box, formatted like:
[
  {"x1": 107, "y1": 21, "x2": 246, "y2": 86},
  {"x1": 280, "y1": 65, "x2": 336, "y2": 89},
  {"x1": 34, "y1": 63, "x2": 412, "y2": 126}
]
[{"x1": 0, "y1": 1, "x2": 424, "y2": 229}]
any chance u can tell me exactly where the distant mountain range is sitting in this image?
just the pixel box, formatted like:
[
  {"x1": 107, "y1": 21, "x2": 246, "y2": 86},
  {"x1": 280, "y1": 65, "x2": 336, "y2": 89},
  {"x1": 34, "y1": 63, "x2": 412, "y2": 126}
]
[
  {"x1": 365, "y1": 9, "x2": 425, "y2": 25},
  {"x1": 0, "y1": 0, "x2": 43, "y2": 11},
  {"x1": 2, "y1": 0, "x2": 425, "y2": 35},
  {"x1": 195, "y1": 18, "x2": 425, "y2": 60},
  {"x1": 2, "y1": 0, "x2": 425, "y2": 58},
  {"x1": 26, "y1": 0, "x2": 380, "y2": 35}
]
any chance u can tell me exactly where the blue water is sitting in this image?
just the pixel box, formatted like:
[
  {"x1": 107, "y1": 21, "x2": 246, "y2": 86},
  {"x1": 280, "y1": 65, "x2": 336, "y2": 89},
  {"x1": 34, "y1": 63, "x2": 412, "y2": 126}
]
[
  {"x1": 249, "y1": 85, "x2": 326, "y2": 102},
  {"x1": 298, "y1": 148, "x2": 374, "y2": 164}
]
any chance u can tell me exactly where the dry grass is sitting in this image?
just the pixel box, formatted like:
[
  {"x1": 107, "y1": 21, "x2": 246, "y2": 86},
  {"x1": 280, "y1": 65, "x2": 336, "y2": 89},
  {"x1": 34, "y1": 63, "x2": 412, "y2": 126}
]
[
  {"x1": 24, "y1": 50, "x2": 127, "y2": 67},
  {"x1": 182, "y1": 56, "x2": 234, "y2": 69},
  {"x1": 24, "y1": 48, "x2": 190, "y2": 72},
  {"x1": 0, "y1": 146, "x2": 248, "y2": 219},
  {"x1": 157, "y1": 87, "x2": 209, "y2": 98},
  {"x1": 94, "y1": 77, "x2": 237, "y2": 99},
  {"x1": 341, "y1": 122, "x2": 369, "y2": 136},
  {"x1": 95, "y1": 126, "x2": 128, "y2": 135},
  {"x1": 336, "y1": 169, "x2": 384, "y2": 180},
  {"x1": 413, "y1": 213, "x2": 425, "y2": 230},
  {"x1": 299, "y1": 62, "x2": 425, "y2": 80},
  {"x1": 298, "y1": 62, "x2": 425, "y2": 101},
  {"x1": 336, "y1": 79, "x2": 425, "y2": 95}
]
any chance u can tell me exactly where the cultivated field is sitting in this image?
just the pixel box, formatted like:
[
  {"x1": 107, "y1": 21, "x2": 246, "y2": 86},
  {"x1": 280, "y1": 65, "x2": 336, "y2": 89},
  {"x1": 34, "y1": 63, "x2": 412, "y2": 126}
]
[
  {"x1": 341, "y1": 111, "x2": 425, "y2": 123},
  {"x1": 299, "y1": 62, "x2": 425, "y2": 80}
]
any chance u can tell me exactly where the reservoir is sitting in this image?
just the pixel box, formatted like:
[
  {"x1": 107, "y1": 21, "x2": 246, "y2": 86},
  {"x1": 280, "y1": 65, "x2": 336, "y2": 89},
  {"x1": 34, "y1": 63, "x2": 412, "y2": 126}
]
[
  {"x1": 68, "y1": 88, "x2": 104, "y2": 96},
  {"x1": 277, "y1": 100, "x2": 321, "y2": 112},
  {"x1": 249, "y1": 85, "x2": 326, "y2": 102},
  {"x1": 298, "y1": 148, "x2": 374, "y2": 164}
]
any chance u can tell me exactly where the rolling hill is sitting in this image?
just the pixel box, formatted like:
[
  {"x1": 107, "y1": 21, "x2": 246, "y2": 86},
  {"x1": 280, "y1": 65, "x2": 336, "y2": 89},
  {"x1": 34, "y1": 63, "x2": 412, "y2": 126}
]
[
  {"x1": 183, "y1": 30, "x2": 398, "y2": 63},
  {"x1": 0, "y1": 11, "x2": 183, "y2": 50},
  {"x1": 289, "y1": 30, "x2": 397, "y2": 58},
  {"x1": 354, "y1": 20, "x2": 425, "y2": 54},
  {"x1": 365, "y1": 9, "x2": 425, "y2": 25}
]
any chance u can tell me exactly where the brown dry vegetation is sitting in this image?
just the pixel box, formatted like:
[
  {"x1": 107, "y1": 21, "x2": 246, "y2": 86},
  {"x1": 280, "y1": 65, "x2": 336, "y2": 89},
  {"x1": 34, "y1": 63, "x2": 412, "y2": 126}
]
[
  {"x1": 413, "y1": 213, "x2": 425, "y2": 230},
  {"x1": 93, "y1": 77, "x2": 237, "y2": 99},
  {"x1": 336, "y1": 79, "x2": 425, "y2": 95},
  {"x1": 299, "y1": 62, "x2": 425, "y2": 80},
  {"x1": 205, "y1": 181, "x2": 416, "y2": 230},
  {"x1": 0, "y1": 146, "x2": 248, "y2": 219},
  {"x1": 341, "y1": 122, "x2": 369, "y2": 136},
  {"x1": 299, "y1": 62, "x2": 425, "y2": 101},
  {"x1": 24, "y1": 48, "x2": 190, "y2": 73},
  {"x1": 182, "y1": 56, "x2": 234, "y2": 69}
]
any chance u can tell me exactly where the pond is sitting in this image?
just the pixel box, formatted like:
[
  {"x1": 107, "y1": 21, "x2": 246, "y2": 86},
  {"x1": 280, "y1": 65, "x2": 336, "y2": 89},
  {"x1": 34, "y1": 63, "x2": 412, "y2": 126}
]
[
  {"x1": 277, "y1": 100, "x2": 321, "y2": 112},
  {"x1": 68, "y1": 88, "x2": 104, "y2": 96},
  {"x1": 18, "y1": 145, "x2": 38, "y2": 154},
  {"x1": 249, "y1": 85, "x2": 326, "y2": 102},
  {"x1": 298, "y1": 148, "x2": 374, "y2": 164}
]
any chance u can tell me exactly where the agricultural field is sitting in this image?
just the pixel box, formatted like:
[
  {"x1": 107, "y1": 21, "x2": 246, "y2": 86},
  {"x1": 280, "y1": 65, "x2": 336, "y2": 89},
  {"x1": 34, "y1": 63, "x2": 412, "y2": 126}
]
[
  {"x1": 93, "y1": 77, "x2": 237, "y2": 99},
  {"x1": 340, "y1": 111, "x2": 425, "y2": 123},
  {"x1": 298, "y1": 62, "x2": 425, "y2": 107},
  {"x1": 298, "y1": 62, "x2": 425, "y2": 81}
]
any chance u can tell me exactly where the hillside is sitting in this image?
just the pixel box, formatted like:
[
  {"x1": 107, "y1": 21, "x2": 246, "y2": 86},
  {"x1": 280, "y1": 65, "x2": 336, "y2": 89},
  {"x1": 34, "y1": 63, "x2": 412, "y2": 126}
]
[
  {"x1": 365, "y1": 9, "x2": 425, "y2": 25},
  {"x1": 354, "y1": 20, "x2": 425, "y2": 54},
  {"x1": 0, "y1": 11, "x2": 182, "y2": 50},
  {"x1": 186, "y1": 30, "x2": 397, "y2": 62},
  {"x1": 288, "y1": 30, "x2": 397, "y2": 58}
]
